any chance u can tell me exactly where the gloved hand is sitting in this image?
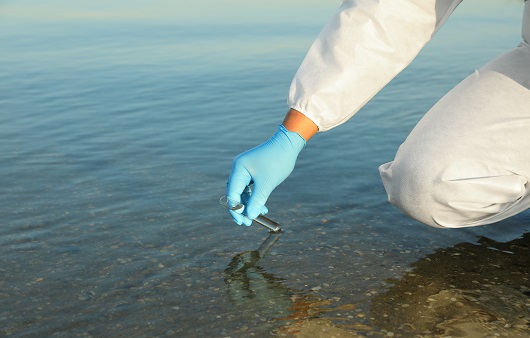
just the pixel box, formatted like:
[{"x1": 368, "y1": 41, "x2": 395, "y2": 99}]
[{"x1": 226, "y1": 125, "x2": 306, "y2": 226}]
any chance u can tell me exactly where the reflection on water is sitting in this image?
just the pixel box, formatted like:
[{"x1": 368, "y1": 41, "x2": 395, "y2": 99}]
[
  {"x1": 224, "y1": 234, "x2": 362, "y2": 336},
  {"x1": 224, "y1": 233, "x2": 530, "y2": 337},
  {"x1": 224, "y1": 233, "x2": 293, "y2": 317},
  {"x1": 370, "y1": 233, "x2": 530, "y2": 337}
]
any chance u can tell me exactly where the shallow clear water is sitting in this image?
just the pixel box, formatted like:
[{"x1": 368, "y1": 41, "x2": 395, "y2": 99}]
[{"x1": 1, "y1": 0, "x2": 529, "y2": 337}]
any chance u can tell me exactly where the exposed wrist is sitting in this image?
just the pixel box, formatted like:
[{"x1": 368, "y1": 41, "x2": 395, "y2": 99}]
[{"x1": 282, "y1": 109, "x2": 319, "y2": 141}]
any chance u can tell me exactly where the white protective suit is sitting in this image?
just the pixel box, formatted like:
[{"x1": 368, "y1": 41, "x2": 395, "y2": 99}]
[{"x1": 288, "y1": 0, "x2": 530, "y2": 228}]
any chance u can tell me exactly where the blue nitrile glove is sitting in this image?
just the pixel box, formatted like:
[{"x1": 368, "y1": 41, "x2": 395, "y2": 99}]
[{"x1": 226, "y1": 125, "x2": 306, "y2": 226}]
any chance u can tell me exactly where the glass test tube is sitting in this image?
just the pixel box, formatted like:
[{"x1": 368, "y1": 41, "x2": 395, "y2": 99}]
[{"x1": 219, "y1": 196, "x2": 282, "y2": 233}]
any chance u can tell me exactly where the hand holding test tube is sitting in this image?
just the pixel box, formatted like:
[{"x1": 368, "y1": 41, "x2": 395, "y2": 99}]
[{"x1": 220, "y1": 196, "x2": 282, "y2": 233}]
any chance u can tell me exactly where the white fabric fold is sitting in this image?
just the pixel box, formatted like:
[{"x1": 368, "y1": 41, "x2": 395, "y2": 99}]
[
  {"x1": 288, "y1": 0, "x2": 530, "y2": 227},
  {"x1": 288, "y1": 0, "x2": 463, "y2": 131},
  {"x1": 379, "y1": 45, "x2": 530, "y2": 228}
]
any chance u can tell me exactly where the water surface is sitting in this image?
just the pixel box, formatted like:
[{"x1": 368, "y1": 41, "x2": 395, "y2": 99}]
[{"x1": 1, "y1": 0, "x2": 529, "y2": 336}]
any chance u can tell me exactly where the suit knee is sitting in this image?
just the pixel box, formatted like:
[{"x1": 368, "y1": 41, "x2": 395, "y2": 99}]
[{"x1": 380, "y1": 161, "x2": 528, "y2": 228}]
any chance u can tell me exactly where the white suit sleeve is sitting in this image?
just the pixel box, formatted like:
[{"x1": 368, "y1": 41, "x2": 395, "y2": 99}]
[{"x1": 288, "y1": 0, "x2": 463, "y2": 132}]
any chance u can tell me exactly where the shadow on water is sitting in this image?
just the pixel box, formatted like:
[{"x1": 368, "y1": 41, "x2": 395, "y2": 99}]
[
  {"x1": 224, "y1": 232, "x2": 530, "y2": 337},
  {"x1": 370, "y1": 232, "x2": 530, "y2": 337}
]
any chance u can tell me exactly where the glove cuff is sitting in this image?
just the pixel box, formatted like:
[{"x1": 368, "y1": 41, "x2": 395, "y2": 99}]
[{"x1": 278, "y1": 124, "x2": 306, "y2": 153}]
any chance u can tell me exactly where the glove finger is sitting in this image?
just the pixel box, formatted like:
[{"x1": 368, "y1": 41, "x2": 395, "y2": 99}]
[
  {"x1": 228, "y1": 209, "x2": 252, "y2": 226},
  {"x1": 246, "y1": 182, "x2": 273, "y2": 220},
  {"x1": 226, "y1": 164, "x2": 252, "y2": 204},
  {"x1": 239, "y1": 187, "x2": 262, "y2": 221}
]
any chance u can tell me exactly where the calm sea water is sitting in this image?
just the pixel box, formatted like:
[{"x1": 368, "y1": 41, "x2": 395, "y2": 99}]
[{"x1": 1, "y1": 1, "x2": 529, "y2": 337}]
